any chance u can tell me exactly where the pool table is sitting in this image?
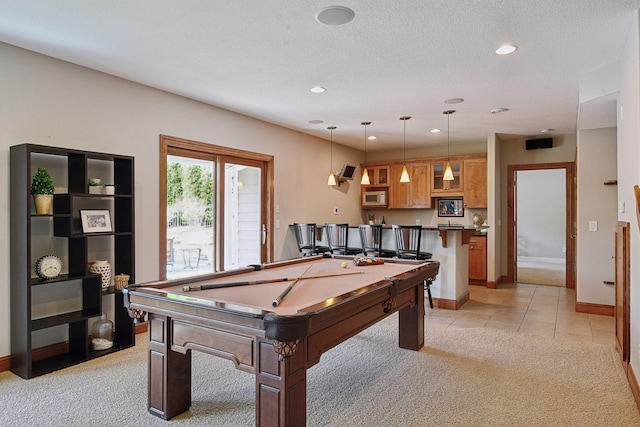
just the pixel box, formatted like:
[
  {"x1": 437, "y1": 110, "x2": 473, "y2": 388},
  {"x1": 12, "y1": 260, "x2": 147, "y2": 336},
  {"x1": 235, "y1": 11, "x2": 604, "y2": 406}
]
[{"x1": 123, "y1": 254, "x2": 439, "y2": 426}]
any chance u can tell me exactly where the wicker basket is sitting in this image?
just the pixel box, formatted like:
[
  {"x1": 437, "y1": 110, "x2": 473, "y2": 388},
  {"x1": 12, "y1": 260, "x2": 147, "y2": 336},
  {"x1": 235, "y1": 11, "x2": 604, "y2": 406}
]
[{"x1": 114, "y1": 273, "x2": 130, "y2": 290}]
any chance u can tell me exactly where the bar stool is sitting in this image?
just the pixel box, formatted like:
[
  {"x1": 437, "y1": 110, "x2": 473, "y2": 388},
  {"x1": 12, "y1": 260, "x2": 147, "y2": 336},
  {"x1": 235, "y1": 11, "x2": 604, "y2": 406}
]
[
  {"x1": 391, "y1": 225, "x2": 432, "y2": 260},
  {"x1": 392, "y1": 224, "x2": 434, "y2": 308},
  {"x1": 293, "y1": 223, "x2": 330, "y2": 256},
  {"x1": 325, "y1": 223, "x2": 362, "y2": 255},
  {"x1": 358, "y1": 224, "x2": 395, "y2": 258}
]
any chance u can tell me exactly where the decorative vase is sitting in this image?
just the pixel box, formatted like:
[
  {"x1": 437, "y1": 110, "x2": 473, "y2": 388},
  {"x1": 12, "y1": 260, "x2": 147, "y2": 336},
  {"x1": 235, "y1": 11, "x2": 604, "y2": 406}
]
[
  {"x1": 90, "y1": 260, "x2": 112, "y2": 289},
  {"x1": 91, "y1": 313, "x2": 114, "y2": 350},
  {"x1": 473, "y1": 214, "x2": 482, "y2": 227},
  {"x1": 33, "y1": 194, "x2": 53, "y2": 215},
  {"x1": 114, "y1": 273, "x2": 130, "y2": 291}
]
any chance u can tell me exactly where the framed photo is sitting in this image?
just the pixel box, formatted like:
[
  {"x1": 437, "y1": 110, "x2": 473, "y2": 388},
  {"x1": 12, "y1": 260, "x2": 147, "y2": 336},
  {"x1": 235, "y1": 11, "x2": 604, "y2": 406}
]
[
  {"x1": 437, "y1": 199, "x2": 464, "y2": 217},
  {"x1": 80, "y1": 209, "x2": 112, "y2": 233}
]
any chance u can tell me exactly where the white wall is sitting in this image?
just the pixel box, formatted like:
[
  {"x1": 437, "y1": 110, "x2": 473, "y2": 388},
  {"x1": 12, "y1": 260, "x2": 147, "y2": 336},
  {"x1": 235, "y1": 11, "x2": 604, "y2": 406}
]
[
  {"x1": 0, "y1": 42, "x2": 364, "y2": 358},
  {"x1": 617, "y1": 11, "x2": 640, "y2": 385},
  {"x1": 576, "y1": 127, "x2": 618, "y2": 305},
  {"x1": 516, "y1": 169, "x2": 566, "y2": 259}
]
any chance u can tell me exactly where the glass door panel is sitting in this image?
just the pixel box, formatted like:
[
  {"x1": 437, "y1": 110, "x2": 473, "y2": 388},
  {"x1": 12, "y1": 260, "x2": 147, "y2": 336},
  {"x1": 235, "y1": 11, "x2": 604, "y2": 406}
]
[
  {"x1": 224, "y1": 162, "x2": 262, "y2": 270},
  {"x1": 166, "y1": 155, "x2": 215, "y2": 279}
]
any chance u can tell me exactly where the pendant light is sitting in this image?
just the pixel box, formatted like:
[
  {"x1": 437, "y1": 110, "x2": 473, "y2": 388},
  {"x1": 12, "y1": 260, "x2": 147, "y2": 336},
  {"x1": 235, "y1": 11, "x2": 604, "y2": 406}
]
[
  {"x1": 399, "y1": 116, "x2": 411, "y2": 183},
  {"x1": 360, "y1": 121, "x2": 371, "y2": 185},
  {"x1": 443, "y1": 110, "x2": 455, "y2": 181},
  {"x1": 327, "y1": 126, "x2": 337, "y2": 186}
]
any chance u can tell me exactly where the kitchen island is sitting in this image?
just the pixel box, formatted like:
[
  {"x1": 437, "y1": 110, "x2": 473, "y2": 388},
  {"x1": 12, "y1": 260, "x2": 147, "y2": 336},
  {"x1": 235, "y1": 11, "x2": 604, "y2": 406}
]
[{"x1": 290, "y1": 224, "x2": 486, "y2": 309}]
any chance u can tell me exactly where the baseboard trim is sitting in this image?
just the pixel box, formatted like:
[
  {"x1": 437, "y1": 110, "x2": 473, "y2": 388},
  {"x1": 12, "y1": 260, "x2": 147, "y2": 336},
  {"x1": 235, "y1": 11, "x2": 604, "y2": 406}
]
[
  {"x1": 575, "y1": 301, "x2": 614, "y2": 316},
  {"x1": 517, "y1": 256, "x2": 565, "y2": 264},
  {"x1": 434, "y1": 291, "x2": 470, "y2": 310},
  {"x1": 33, "y1": 342, "x2": 68, "y2": 362},
  {"x1": 135, "y1": 321, "x2": 148, "y2": 334},
  {"x1": 486, "y1": 276, "x2": 504, "y2": 289},
  {"x1": 0, "y1": 323, "x2": 149, "y2": 374}
]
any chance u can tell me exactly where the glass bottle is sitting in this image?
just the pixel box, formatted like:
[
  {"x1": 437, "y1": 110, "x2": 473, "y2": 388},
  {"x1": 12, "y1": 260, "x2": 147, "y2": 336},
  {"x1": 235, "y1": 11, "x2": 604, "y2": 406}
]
[{"x1": 91, "y1": 313, "x2": 114, "y2": 350}]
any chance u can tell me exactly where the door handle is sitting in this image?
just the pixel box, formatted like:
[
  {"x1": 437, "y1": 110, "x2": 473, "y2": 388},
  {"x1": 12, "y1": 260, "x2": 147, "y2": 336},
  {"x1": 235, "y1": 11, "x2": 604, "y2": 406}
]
[{"x1": 262, "y1": 224, "x2": 267, "y2": 245}]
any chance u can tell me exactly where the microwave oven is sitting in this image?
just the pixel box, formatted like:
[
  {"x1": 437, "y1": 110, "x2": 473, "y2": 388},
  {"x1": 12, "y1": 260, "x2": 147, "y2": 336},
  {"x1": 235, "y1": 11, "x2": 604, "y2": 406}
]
[{"x1": 362, "y1": 190, "x2": 388, "y2": 206}]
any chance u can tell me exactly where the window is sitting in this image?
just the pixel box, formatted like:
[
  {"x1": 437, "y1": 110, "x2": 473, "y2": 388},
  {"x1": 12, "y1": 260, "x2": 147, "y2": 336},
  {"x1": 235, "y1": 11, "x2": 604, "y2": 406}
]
[{"x1": 159, "y1": 135, "x2": 273, "y2": 280}]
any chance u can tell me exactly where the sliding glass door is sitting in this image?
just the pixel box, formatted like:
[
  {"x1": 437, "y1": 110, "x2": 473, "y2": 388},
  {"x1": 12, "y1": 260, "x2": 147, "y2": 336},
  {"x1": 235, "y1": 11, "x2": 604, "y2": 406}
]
[{"x1": 160, "y1": 135, "x2": 273, "y2": 280}]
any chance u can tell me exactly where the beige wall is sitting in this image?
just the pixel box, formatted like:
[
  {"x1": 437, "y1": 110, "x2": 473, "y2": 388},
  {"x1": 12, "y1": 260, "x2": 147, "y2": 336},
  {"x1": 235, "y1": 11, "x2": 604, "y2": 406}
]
[
  {"x1": 617, "y1": 11, "x2": 640, "y2": 384},
  {"x1": 576, "y1": 127, "x2": 617, "y2": 305},
  {"x1": 0, "y1": 42, "x2": 365, "y2": 357}
]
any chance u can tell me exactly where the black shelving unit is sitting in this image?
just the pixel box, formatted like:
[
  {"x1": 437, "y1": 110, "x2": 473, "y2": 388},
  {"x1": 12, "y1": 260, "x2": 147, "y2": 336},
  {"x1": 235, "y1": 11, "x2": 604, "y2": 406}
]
[{"x1": 10, "y1": 143, "x2": 135, "y2": 379}]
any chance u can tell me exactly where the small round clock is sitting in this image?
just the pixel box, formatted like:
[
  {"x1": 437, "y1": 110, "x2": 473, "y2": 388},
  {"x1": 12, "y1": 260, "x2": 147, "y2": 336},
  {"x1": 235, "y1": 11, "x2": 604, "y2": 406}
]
[{"x1": 35, "y1": 255, "x2": 63, "y2": 280}]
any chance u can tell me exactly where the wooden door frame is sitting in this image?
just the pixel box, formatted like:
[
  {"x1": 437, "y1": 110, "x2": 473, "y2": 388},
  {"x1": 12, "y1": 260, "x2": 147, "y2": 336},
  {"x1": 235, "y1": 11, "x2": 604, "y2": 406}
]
[
  {"x1": 159, "y1": 135, "x2": 274, "y2": 280},
  {"x1": 615, "y1": 221, "x2": 630, "y2": 365},
  {"x1": 507, "y1": 162, "x2": 576, "y2": 288}
]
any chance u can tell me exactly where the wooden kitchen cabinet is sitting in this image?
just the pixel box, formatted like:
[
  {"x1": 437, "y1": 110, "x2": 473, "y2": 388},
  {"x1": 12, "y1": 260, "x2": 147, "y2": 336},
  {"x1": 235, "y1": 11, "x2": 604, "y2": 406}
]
[
  {"x1": 389, "y1": 161, "x2": 431, "y2": 209},
  {"x1": 361, "y1": 164, "x2": 389, "y2": 187},
  {"x1": 431, "y1": 160, "x2": 463, "y2": 195},
  {"x1": 468, "y1": 234, "x2": 487, "y2": 285},
  {"x1": 463, "y1": 157, "x2": 487, "y2": 208}
]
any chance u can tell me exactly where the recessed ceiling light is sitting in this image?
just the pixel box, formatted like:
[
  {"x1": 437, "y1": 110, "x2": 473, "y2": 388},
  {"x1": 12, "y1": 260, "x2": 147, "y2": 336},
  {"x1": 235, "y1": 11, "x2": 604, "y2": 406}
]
[
  {"x1": 495, "y1": 44, "x2": 517, "y2": 55},
  {"x1": 310, "y1": 86, "x2": 326, "y2": 94},
  {"x1": 308, "y1": 119, "x2": 324, "y2": 124},
  {"x1": 490, "y1": 107, "x2": 509, "y2": 114},
  {"x1": 444, "y1": 98, "x2": 464, "y2": 104},
  {"x1": 430, "y1": 129, "x2": 441, "y2": 133},
  {"x1": 315, "y1": 6, "x2": 355, "y2": 26},
  {"x1": 368, "y1": 135, "x2": 377, "y2": 140}
]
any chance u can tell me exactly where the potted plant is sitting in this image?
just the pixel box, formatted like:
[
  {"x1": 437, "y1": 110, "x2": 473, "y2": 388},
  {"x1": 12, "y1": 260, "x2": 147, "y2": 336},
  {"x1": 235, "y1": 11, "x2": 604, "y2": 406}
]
[{"x1": 31, "y1": 166, "x2": 55, "y2": 214}]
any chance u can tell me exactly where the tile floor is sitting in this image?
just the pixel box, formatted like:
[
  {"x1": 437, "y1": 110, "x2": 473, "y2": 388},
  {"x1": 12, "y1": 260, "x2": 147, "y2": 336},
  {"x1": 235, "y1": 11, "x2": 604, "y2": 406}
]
[{"x1": 425, "y1": 282, "x2": 615, "y2": 346}]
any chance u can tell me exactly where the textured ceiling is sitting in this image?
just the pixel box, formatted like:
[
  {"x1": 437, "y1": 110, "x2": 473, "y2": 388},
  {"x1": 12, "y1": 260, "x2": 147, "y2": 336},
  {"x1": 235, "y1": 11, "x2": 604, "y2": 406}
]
[{"x1": 0, "y1": 1, "x2": 637, "y2": 151}]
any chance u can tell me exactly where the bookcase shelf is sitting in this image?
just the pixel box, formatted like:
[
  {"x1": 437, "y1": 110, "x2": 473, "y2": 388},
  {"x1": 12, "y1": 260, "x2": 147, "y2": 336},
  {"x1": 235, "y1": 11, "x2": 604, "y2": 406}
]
[{"x1": 10, "y1": 143, "x2": 136, "y2": 379}]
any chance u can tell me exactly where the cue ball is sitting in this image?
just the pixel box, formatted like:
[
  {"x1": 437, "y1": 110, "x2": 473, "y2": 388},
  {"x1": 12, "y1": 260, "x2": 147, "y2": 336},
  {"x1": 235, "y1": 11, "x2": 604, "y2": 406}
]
[{"x1": 341, "y1": 261, "x2": 348, "y2": 268}]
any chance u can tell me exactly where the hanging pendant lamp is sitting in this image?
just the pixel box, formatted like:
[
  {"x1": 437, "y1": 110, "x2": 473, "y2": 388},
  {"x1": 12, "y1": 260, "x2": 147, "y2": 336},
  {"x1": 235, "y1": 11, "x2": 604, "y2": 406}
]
[
  {"x1": 443, "y1": 110, "x2": 455, "y2": 181},
  {"x1": 360, "y1": 121, "x2": 371, "y2": 185},
  {"x1": 327, "y1": 126, "x2": 337, "y2": 186},
  {"x1": 399, "y1": 116, "x2": 411, "y2": 183}
]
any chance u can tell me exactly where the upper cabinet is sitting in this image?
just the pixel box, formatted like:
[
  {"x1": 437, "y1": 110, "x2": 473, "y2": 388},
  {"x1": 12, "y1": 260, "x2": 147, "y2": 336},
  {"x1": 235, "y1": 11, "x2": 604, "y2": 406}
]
[
  {"x1": 462, "y1": 157, "x2": 487, "y2": 208},
  {"x1": 389, "y1": 162, "x2": 431, "y2": 209},
  {"x1": 431, "y1": 160, "x2": 463, "y2": 195},
  {"x1": 361, "y1": 164, "x2": 390, "y2": 187},
  {"x1": 362, "y1": 155, "x2": 487, "y2": 210}
]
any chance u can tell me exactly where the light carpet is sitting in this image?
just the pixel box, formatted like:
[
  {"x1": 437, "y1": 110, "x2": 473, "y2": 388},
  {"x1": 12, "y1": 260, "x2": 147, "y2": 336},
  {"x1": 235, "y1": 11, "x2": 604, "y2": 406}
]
[
  {"x1": 518, "y1": 261, "x2": 566, "y2": 287},
  {"x1": 1, "y1": 315, "x2": 638, "y2": 426}
]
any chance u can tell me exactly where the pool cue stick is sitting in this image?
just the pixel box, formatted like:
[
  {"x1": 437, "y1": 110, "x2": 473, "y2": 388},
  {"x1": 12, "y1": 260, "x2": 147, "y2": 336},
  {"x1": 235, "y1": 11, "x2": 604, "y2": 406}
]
[
  {"x1": 182, "y1": 277, "x2": 291, "y2": 292},
  {"x1": 182, "y1": 270, "x2": 363, "y2": 292},
  {"x1": 272, "y1": 264, "x2": 313, "y2": 307}
]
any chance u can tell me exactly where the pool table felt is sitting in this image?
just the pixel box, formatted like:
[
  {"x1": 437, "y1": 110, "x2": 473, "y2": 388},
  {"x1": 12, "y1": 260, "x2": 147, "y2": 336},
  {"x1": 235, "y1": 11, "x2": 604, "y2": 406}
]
[{"x1": 146, "y1": 258, "x2": 429, "y2": 316}]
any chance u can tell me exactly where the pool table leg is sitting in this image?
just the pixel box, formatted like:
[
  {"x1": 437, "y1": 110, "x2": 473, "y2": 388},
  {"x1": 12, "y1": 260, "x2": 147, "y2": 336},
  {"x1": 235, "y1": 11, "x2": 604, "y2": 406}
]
[
  {"x1": 398, "y1": 282, "x2": 425, "y2": 351},
  {"x1": 255, "y1": 337, "x2": 307, "y2": 427},
  {"x1": 147, "y1": 313, "x2": 192, "y2": 420}
]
